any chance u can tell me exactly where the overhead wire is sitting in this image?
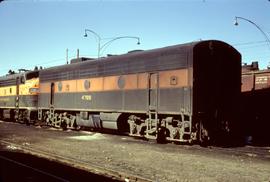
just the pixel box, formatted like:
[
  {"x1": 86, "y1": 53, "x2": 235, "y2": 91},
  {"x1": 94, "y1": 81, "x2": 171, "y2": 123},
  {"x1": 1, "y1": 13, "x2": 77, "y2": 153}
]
[
  {"x1": 232, "y1": 40, "x2": 268, "y2": 46},
  {"x1": 1, "y1": 40, "x2": 270, "y2": 75}
]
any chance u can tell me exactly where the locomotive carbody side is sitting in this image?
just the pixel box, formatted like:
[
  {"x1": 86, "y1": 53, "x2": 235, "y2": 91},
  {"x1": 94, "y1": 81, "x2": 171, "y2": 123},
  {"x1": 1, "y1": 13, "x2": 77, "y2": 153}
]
[
  {"x1": 0, "y1": 71, "x2": 39, "y2": 122},
  {"x1": 38, "y1": 44, "x2": 193, "y2": 138},
  {"x1": 38, "y1": 45, "x2": 190, "y2": 113},
  {"x1": 38, "y1": 40, "x2": 241, "y2": 143}
]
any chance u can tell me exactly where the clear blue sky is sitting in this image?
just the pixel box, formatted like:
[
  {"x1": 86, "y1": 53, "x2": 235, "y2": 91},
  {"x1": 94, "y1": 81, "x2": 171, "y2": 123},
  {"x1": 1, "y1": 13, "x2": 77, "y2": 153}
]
[{"x1": 0, "y1": 0, "x2": 270, "y2": 76}]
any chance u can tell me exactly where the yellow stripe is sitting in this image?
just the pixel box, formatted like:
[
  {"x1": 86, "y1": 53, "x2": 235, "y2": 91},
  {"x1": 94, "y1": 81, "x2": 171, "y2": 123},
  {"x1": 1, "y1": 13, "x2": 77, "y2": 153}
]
[
  {"x1": 0, "y1": 85, "x2": 16, "y2": 96},
  {"x1": 0, "y1": 78, "x2": 39, "y2": 96}
]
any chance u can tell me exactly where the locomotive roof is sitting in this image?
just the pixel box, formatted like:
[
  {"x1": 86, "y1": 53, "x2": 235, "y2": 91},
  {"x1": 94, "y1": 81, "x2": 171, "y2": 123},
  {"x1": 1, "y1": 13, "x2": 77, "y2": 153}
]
[
  {"x1": 42, "y1": 40, "x2": 196, "y2": 70},
  {"x1": 45, "y1": 39, "x2": 236, "y2": 67},
  {"x1": 0, "y1": 70, "x2": 39, "y2": 87},
  {"x1": 0, "y1": 72, "x2": 24, "y2": 81},
  {"x1": 38, "y1": 40, "x2": 238, "y2": 82},
  {"x1": 242, "y1": 68, "x2": 270, "y2": 75}
]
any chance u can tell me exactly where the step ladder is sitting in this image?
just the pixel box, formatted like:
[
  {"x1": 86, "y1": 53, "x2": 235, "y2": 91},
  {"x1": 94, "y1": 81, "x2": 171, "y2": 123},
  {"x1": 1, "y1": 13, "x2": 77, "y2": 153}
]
[{"x1": 146, "y1": 110, "x2": 158, "y2": 139}]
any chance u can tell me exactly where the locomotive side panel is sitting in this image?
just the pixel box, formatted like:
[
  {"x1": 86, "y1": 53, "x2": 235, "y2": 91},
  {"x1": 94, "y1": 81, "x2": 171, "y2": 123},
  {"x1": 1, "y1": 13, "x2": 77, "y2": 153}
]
[
  {"x1": 38, "y1": 69, "x2": 189, "y2": 113},
  {"x1": 38, "y1": 45, "x2": 190, "y2": 114},
  {"x1": 19, "y1": 78, "x2": 39, "y2": 108},
  {"x1": 0, "y1": 87, "x2": 16, "y2": 108},
  {"x1": 158, "y1": 69, "x2": 190, "y2": 113}
]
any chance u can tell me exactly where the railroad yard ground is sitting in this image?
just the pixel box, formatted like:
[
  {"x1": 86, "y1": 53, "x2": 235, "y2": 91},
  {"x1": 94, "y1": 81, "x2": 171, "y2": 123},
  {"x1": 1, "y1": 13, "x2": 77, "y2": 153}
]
[{"x1": 0, "y1": 121, "x2": 270, "y2": 182}]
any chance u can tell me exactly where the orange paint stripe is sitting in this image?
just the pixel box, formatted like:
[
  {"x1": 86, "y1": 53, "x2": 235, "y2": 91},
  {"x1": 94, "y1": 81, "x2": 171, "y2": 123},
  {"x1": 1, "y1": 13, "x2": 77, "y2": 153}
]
[
  {"x1": 159, "y1": 69, "x2": 188, "y2": 88},
  {"x1": 39, "y1": 69, "x2": 189, "y2": 93}
]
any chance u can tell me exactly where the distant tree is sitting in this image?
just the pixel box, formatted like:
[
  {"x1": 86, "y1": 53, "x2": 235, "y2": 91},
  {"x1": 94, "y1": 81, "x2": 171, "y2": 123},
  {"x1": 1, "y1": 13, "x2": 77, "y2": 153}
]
[
  {"x1": 39, "y1": 66, "x2": 43, "y2": 70},
  {"x1": 8, "y1": 70, "x2": 15, "y2": 75},
  {"x1": 34, "y1": 66, "x2": 38, "y2": 70}
]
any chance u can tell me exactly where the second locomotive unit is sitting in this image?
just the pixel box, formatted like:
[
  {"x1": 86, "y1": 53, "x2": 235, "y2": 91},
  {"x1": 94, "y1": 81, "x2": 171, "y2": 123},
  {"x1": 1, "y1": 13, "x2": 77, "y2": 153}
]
[{"x1": 0, "y1": 70, "x2": 39, "y2": 123}]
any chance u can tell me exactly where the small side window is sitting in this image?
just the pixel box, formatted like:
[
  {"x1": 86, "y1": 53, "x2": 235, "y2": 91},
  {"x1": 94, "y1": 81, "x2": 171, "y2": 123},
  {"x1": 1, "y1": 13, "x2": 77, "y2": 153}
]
[
  {"x1": 84, "y1": 80, "x2": 91, "y2": 90},
  {"x1": 29, "y1": 88, "x2": 39, "y2": 94},
  {"x1": 170, "y1": 76, "x2": 178, "y2": 85},
  {"x1": 20, "y1": 76, "x2": 25, "y2": 84},
  {"x1": 65, "y1": 84, "x2": 70, "y2": 92},
  {"x1": 118, "y1": 76, "x2": 125, "y2": 89},
  {"x1": 58, "y1": 82, "x2": 62, "y2": 92},
  {"x1": 10, "y1": 88, "x2": 12, "y2": 94}
]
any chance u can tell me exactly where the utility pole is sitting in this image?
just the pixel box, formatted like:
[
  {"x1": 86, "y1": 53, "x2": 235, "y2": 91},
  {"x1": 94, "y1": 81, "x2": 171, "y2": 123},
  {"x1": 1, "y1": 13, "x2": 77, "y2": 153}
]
[{"x1": 66, "y1": 48, "x2": 69, "y2": 64}]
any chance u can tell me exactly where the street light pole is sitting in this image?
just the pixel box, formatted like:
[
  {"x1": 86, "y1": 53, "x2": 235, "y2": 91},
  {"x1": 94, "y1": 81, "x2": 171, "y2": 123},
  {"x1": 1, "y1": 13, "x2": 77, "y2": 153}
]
[
  {"x1": 84, "y1": 29, "x2": 101, "y2": 58},
  {"x1": 84, "y1": 29, "x2": 140, "y2": 58},
  {"x1": 234, "y1": 16, "x2": 270, "y2": 50},
  {"x1": 99, "y1": 36, "x2": 140, "y2": 56}
]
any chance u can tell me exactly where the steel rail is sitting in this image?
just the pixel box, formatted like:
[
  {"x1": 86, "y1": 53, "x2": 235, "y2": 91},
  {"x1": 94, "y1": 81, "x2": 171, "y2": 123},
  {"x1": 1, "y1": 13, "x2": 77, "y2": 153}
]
[
  {"x1": 0, "y1": 140, "x2": 151, "y2": 182},
  {"x1": 0, "y1": 155, "x2": 69, "y2": 182}
]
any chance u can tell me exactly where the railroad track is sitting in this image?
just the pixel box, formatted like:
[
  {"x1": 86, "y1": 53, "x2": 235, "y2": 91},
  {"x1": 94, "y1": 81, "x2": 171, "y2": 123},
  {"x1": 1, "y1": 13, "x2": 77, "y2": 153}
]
[
  {"x1": 2, "y1": 121, "x2": 270, "y2": 159},
  {"x1": 1, "y1": 121, "x2": 270, "y2": 182},
  {"x1": 0, "y1": 140, "x2": 151, "y2": 182},
  {"x1": 2, "y1": 121, "x2": 270, "y2": 162},
  {"x1": 0, "y1": 153, "x2": 70, "y2": 182},
  {"x1": 211, "y1": 145, "x2": 270, "y2": 159}
]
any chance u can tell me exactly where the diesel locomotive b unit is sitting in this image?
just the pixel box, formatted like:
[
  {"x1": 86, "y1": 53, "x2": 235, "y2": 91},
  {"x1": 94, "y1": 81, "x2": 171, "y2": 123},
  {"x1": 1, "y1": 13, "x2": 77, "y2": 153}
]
[{"x1": 36, "y1": 40, "x2": 241, "y2": 144}]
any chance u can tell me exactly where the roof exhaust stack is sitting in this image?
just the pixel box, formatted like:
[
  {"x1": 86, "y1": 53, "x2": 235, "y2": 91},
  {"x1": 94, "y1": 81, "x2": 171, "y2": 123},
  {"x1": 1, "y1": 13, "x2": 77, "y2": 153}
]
[{"x1": 77, "y1": 49, "x2": 80, "y2": 58}]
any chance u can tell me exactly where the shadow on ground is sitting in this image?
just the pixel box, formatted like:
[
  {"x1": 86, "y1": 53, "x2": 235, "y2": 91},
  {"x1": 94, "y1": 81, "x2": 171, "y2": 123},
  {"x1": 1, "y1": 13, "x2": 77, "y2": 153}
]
[{"x1": 0, "y1": 149, "x2": 121, "y2": 182}]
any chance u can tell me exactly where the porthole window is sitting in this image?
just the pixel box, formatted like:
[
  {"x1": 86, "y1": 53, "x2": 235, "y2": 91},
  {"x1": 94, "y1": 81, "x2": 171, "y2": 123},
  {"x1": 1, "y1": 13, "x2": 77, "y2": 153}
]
[
  {"x1": 84, "y1": 80, "x2": 91, "y2": 90},
  {"x1": 170, "y1": 76, "x2": 178, "y2": 85},
  {"x1": 65, "y1": 84, "x2": 70, "y2": 91},
  {"x1": 58, "y1": 82, "x2": 62, "y2": 92},
  {"x1": 118, "y1": 76, "x2": 125, "y2": 89}
]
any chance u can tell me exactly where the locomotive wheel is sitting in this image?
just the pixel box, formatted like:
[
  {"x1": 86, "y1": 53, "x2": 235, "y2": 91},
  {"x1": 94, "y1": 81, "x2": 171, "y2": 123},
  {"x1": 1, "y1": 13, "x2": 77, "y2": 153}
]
[
  {"x1": 24, "y1": 118, "x2": 30, "y2": 126},
  {"x1": 72, "y1": 121, "x2": 81, "y2": 131},
  {"x1": 61, "y1": 121, "x2": 67, "y2": 131},
  {"x1": 199, "y1": 121, "x2": 209, "y2": 146},
  {"x1": 156, "y1": 127, "x2": 167, "y2": 144}
]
